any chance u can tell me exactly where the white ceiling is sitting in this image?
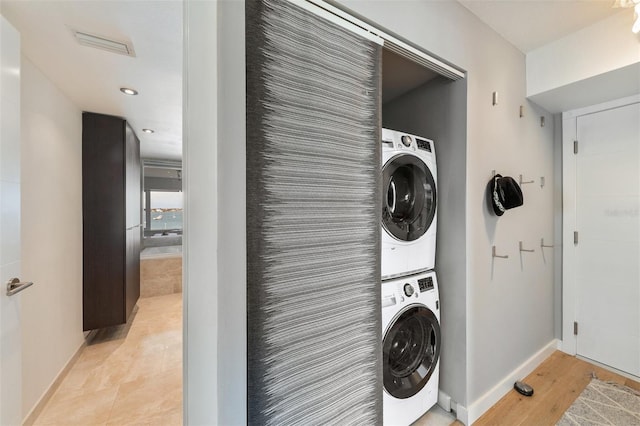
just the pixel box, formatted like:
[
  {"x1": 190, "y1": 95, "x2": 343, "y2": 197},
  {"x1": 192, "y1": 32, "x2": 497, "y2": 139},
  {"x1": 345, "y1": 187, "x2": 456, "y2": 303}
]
[
  {"x1": 458, "y1": 0, "x2": 626, "y2": 53},
  {"x1": 0, "y1": 0, "x2": 628, "y2": 162},
  {"x1": 1, "y1": 0, "x2": 183, "y2": 161}
]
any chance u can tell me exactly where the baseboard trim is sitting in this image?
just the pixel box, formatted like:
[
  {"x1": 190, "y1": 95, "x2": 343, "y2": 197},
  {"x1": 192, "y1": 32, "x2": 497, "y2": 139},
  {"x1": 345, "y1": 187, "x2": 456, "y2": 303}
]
[
  {"x1": 22, "y1": 340, "x2": 86, "y2": 426},
  {"x1": 466, "y1": 338, "x2": 560, "y2": 425},
  {"x1": 455, "y1": 402, "x2": 469, "y2": 425},
  {"x1": 437, "y1": 390, "x2": 452, "y2": 412},
  {"x1": 559, "y1": 338, "x2": 576, "y2": 356},
  {"x1": 575, "y1": 354, "x2": 640, "y2": 383}
]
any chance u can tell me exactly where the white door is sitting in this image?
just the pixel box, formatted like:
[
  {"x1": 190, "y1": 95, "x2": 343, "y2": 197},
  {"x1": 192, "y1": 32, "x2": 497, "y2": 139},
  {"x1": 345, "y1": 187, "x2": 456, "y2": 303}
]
[
  {"x1": 575, "y1": 101, "x2": 640, "y2": 378},
  {"x1": 1, "y1": 15, "x2": 26, "y2": 425}
]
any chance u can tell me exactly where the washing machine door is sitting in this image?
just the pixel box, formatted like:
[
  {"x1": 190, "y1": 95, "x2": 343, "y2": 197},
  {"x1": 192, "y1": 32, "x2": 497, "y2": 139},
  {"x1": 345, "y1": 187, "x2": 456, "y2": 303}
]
[
  {"x1": 383, "y1": 305, "x2": 441, "y2": 399},
  {"x1": 382, "y1": 154, "x2": 436, "y2": 242}
]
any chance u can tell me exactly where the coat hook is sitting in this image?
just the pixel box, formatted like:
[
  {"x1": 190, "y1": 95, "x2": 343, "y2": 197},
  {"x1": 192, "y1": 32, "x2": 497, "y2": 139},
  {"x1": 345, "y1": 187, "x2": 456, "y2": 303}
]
[
  {"x1": 519, "y1": 105, "x2": 524, "y2": 118},
  {"x1": 540, "y1": 116, "x2": 545, "y2": 127},
  {"x1": 492, "y1": 246, "x2": 508, "y2": 259},
  {"x1": 540, "y1": 176, "x2": 545, "y2": 188},
  {"x1": 519, "y1": 174, "x2": 534, "y2": 185},
  {"x1": 519, "y1": 241, "x2": 534, "y2": 253},
  {"x1": 492, "y1": 91, "x2": 498, "y2": 106},
  {"x1": 541, "y1": 238, "x2": 554, "y2": 249},
  {"x1": 492, "y1": 169, "x2": 496, "y2": 178}
]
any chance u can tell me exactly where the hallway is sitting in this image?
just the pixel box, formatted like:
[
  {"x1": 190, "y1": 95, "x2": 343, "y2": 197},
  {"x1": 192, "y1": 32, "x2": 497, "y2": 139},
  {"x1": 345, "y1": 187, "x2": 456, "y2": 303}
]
[{"x1": 33, "y1": 294, "x2": 182, "y2": 425}]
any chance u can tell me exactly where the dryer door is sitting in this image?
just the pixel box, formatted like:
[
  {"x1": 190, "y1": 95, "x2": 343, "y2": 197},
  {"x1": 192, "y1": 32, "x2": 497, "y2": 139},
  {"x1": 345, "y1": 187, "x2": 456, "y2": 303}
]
[
  {"x1": 383, "y1": 305, "x2": 441, "y2": 399},
  {"x1": 382, "y1": 154, "x2": 436, "y2": 242}
]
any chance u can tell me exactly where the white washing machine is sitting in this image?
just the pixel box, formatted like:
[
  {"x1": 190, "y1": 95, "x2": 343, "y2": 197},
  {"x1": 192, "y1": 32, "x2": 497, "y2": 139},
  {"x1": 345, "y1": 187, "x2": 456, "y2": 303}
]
[
  {"x1": 381, "y1": 128, "x2": 437, "y2": 280},
  {"x1": 382, "y1": 270, "x2": 441, "y2": 426}
]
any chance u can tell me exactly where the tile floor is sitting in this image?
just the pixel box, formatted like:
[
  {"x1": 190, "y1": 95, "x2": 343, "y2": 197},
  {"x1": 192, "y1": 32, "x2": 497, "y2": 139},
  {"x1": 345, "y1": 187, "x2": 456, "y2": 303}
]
[
  {"x1": 413, "y1": 404, "x2": 457, "y2": 426},
  {"x1": 34, "y1": 293, "x2": 182, "y2": 426},
  {"x1": 34, "y1": 291, "x2": 453, "y2": 425}
]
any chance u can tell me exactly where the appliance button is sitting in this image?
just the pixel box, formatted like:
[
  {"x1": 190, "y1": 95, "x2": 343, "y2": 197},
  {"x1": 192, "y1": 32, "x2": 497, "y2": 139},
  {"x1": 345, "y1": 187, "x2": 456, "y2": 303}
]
[
  {"x1": 404, "y1": 283, "x2": 414, "y2": 297},
  {"x1": 401, "y1": 135, "x2": 412, "y2": 147}
]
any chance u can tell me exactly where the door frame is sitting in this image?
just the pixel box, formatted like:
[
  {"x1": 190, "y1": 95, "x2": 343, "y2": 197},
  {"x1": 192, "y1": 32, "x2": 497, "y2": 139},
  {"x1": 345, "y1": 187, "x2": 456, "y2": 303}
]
[
  {"x1": 561, "y1": 93, "x2": 640, "y2": 355},
  {"x1": 0, "y1": 14, "x2": 24, "y2": 425}
]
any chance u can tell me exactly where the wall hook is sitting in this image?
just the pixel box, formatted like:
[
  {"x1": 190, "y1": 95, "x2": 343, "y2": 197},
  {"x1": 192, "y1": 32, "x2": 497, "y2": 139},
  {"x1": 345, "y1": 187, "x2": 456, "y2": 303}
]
[
  {"x1": 492, "y1": 246, "x2": 508, "y2": 259},
  {"x1": 541, "y1": 238, "x2": 554, "y2": 249},
  {"x1": 519, "y1": 241, "x2": 534, "y2": 253},
  {"x1": 519, "y1": 174, "x2": 534, "y2": 185},
  {"x1": 492, "y1": 91, "x2": 499, "y2": 106},
  {"x1": 540, "y1": 116, "x2": 546, "y2": 127},
  {"x1": 540, "y1": 176, "x2": 545, "y2": 188},
  {"x1": 519, "y1": 105, "x2": 524, "y2": 118}
]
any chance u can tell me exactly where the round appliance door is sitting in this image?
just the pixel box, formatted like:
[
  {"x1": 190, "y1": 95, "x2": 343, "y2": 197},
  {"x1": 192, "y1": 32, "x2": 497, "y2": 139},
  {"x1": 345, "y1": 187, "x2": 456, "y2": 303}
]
[
  {"x1": 383, "y1": 305, "x2": 441, "y2": 399},
  {"x1": 382, "y1": 154, "x2": 436, "y2": 242}
]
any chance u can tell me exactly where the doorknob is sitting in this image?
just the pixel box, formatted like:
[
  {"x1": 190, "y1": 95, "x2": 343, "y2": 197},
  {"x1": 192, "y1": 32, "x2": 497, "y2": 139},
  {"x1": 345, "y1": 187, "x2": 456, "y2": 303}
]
[{"x1": 6, "y1": 278, "x2": 33, "y2": 296}]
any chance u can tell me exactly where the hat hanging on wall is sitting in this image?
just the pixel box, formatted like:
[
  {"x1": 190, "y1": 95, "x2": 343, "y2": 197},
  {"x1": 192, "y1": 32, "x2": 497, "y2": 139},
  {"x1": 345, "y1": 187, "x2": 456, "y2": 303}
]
[{"x1": 487, "y1": 174, "x2": 524, "y2": 216}]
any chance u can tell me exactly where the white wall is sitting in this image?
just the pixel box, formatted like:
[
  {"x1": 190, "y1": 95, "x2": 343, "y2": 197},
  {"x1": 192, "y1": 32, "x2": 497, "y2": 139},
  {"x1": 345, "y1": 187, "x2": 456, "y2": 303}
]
[
  {"x1": 19, "y1": 55, "x2": 84, "y2": 419},
  {"x1": 190, "y1": 1, "x2": 557, "y2": 423},
  {"x1": 183, "y1": 1, "x2": 219, "y2": 424},
  {"x1": 216, "y1": 1, "x2": 246, "y2": 424},
  {"x1": 526, "y1": 11, "x2": 640, "y2": 113},
  {"x1": 527, "y1": 11, "x2": 640, "y2": 96},
  {"x1": 185, "y1": 1, "x2": 246, "y2": 424}
]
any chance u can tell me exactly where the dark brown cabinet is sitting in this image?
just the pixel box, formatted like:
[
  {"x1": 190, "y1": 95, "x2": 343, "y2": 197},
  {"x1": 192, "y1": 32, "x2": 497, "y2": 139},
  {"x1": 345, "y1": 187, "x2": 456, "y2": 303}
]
[{"x1": 82, "y1": 112, "x2": 141, "y2": 331}]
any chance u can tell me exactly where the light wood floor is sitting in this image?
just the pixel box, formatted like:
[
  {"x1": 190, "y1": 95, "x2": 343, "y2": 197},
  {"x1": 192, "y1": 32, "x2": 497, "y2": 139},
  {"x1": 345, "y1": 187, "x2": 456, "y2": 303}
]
[{"x1": 472, "y1": 350, "x2": 640, "y2": 426}]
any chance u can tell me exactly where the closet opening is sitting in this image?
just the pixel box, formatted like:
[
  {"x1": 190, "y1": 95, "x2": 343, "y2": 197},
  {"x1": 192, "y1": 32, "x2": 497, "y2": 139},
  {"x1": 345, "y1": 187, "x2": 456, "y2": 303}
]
[{"x1": 380, "y1": 36, "x2": 468, "y2": 424}]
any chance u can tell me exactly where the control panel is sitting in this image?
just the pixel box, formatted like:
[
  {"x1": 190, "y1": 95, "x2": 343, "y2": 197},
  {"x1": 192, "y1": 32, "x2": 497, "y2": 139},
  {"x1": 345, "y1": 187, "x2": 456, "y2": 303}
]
[
  {"x1": 416, "y1": 138, "x2": 432, "y2": 152},
  {"x1": 418, "y1": 276, "x2": 434, "y2": 292}
]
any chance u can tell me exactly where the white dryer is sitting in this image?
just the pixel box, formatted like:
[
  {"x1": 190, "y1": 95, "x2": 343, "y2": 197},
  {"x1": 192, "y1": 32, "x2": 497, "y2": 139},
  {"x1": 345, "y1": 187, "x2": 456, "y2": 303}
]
[
  {"x1": 382, "y1": 271, "x2": 441, "y2": 426},
  {"x1": 381, "y1": 128, "x2": 437, "y2": 280}
]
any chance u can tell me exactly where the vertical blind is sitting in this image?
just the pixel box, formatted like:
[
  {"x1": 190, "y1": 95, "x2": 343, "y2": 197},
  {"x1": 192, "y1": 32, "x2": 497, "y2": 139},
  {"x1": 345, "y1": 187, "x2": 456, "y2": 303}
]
[{"x1": 246, "y1": 0, "x2": 382, "y2": 424}]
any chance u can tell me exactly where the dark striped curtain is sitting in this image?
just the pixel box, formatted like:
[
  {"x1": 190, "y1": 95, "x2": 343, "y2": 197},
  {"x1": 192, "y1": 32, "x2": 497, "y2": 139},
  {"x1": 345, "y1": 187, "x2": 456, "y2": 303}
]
[{"x1": 246, "y1": 0, "x2": 382, "y2": 424}]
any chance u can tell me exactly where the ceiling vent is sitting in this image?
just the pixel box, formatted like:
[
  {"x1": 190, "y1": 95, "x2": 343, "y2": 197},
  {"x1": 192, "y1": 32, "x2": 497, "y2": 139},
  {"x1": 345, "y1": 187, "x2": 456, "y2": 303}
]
[{"x1": 71, "y1": 29, "x2": 136, "y2": 57}]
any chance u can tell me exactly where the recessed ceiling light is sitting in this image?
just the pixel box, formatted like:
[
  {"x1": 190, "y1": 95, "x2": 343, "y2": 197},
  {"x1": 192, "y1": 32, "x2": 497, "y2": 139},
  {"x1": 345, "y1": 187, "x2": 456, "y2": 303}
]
[
  {"x1": 120, "y1": 87, "x2": 138, "y2": 96},
  {"x1": 142, "y1": 128, "x2": 154, "y2": 134}
]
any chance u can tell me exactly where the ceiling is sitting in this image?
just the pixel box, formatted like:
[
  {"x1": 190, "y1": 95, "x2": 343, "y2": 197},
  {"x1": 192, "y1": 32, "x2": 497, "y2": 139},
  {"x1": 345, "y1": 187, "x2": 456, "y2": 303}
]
[
  {"x1": 1, "y1": 0, "x2": 182, "y2": 161},
  {"x1": 458, "y1": 0, "x2": 626, "y2": 53},
  {"x1": 0, "y1": 1, "x2": 628, "y2": 162}
]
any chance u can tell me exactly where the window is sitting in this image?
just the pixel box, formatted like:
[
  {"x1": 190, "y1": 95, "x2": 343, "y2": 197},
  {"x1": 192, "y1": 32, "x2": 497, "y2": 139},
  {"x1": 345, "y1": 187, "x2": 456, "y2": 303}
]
[{"x1": 144, "y1": 190, "x2": 183, "y2": 234}]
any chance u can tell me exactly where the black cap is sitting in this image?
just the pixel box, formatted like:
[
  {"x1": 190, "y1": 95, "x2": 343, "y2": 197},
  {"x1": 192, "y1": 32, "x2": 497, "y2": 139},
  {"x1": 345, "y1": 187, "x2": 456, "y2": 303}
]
[{"x1": 488, "y1": 174, "x2": 523, "y2": 216}]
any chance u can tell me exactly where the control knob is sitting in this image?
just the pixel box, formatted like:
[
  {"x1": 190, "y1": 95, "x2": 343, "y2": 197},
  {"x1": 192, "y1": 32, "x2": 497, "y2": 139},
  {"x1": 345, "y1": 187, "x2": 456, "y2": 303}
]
[{"x1": 403, "y1": 283, "x2": 414, "y2": 297}]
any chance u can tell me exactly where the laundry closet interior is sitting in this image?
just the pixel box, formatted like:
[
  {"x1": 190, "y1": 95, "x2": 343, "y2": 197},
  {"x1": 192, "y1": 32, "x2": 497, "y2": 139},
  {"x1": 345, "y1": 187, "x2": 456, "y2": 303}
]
[
  {"x1": 380, "y1": 43, "x2": 468, "y2": 425},
  {"x1": 246, "y1": 0, "x2": 468, "y2": 424}
]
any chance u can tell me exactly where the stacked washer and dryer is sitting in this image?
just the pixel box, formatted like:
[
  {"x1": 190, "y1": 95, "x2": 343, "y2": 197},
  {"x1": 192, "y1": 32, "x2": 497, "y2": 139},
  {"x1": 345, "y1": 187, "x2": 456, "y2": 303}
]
[{"x1": 381, "y1": 128, "x2": 441, "y2": 426}]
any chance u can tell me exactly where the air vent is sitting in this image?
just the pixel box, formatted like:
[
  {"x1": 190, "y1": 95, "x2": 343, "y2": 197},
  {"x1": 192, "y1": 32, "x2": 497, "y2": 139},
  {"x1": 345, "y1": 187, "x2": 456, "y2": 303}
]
[{"x1": 71, "y1": 29, "x2": 136, "y2": 57}]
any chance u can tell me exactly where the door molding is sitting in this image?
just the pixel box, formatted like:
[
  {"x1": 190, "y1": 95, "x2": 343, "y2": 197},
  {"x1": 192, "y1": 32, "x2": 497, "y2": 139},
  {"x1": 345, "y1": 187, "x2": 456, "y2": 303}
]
[
  {"x1": 561, "y1": 93, "x2": 640, "y2": 355},
  {"x1": 299, "y1": 0, "x2": 465, "y2": 80}
]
